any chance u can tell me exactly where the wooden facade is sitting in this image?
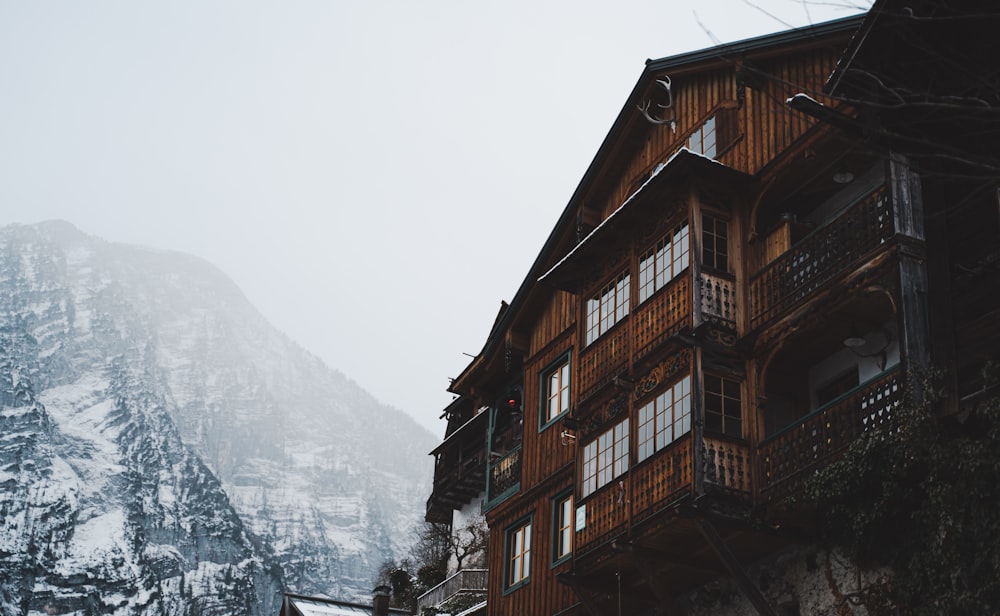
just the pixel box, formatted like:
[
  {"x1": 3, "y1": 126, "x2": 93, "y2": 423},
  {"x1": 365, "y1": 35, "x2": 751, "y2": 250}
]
[{"x1": 426, "y1": 4, "x2": 1000, "y2": 615}]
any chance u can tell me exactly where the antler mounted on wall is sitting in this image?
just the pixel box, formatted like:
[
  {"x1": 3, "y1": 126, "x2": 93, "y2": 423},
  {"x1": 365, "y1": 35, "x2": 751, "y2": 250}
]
[{"x1": 637, "y1": 76, "x2": 676, "y2": 129}]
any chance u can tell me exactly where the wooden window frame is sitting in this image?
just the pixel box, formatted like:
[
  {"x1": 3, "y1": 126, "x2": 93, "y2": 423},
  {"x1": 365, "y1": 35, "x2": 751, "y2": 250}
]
[
  {"x1": 551, "y1": 491, "x2": 574, "y2": 566},
  {"x1": 636, "y1": 375, "x2": 692, "y2": 463},
  {"x1": 585, "y1": 271, "x2": 630, "y2": 346},
  {"x1": 503, "y1": 515, "x2": 533, "y2": 593},
  {"x1": 702, "y1": 212, "x2": 730, "y2": 273},
  {"x1": 638, "y1": 220, "x2": 690, "y2": 304},
  {"x1": 581, "y1": 418, "x2": 630, "y2": 498},
  {"x1": 540, "y1": 353, "x2": 572, "y2": 430},
  {"x1": 704, "y1": 374, "x2": 742, "y2": 438}
]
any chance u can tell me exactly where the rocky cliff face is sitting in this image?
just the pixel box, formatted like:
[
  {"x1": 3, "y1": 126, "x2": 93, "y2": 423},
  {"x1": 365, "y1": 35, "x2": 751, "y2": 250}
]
[{"x1": 0, "y1": 221, "x2": 435, "y2": 614}]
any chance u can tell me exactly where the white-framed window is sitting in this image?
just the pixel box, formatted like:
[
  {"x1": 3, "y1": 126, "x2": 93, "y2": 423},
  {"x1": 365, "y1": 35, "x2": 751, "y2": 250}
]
[
  {"x1": 506, "y1": 518, "x2": 532, "y2": 590},
  {"x1": 638, "y1": 221, "x2": 690, "y2": 304},
  {"x1": 553, "y1": 493, "x2": 573, "y2": 563},
  {"x1": 688, "y1": 115, "x2": 717, "y2": 158},
  {"x1": 637, "y1": 375, "x2": 692, "y2": 463},
  {"x1": 581, "y1": 419, "x2": 629, "y2": 498},
  {"x1": 544, "y1": 357, "x2": 571, "y2": 425},
  {"x1": 586, "y1": 271, "x2": 630, "y2": 346}
]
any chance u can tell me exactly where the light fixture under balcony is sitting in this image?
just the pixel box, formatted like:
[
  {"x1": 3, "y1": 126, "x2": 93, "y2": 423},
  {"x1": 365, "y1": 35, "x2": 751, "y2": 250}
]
[
  {"x1": 832, "y1": 166, "x2": 855, "y2": 184},
  {"x1": 843, "y1": 335, "x2": 867, "y2": 348}
]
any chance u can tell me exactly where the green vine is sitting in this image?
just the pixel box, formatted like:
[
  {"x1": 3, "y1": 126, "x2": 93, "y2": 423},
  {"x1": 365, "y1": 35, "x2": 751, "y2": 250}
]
[{"x1": 801, "y1": 364, "x2": 1000, "y2": 614}]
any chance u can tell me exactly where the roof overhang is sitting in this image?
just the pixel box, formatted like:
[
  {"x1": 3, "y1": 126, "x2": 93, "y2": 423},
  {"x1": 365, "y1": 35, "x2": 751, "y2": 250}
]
[{"x1": 540, "y1": 148, "x2": 751, "y2": 292}]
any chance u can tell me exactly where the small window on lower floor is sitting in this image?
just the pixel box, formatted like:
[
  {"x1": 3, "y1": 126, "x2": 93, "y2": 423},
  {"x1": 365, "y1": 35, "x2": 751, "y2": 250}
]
[
  {"x1": 506, "y1": 518, "x2": 532, "y2": 591},
  {"x1": 553, "y1": 493, "x2": 573, "y2": 564}
]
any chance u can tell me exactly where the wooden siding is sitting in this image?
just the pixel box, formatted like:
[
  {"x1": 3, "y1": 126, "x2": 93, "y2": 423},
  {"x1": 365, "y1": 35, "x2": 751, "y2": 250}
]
[
  {"x1": 521, "y1": 327, "x2": 576, "y2": 492},
  {"x1": 743, "y1": 48, "x2": 842, "y2": 175},
  {"x1": 528, "y1": 290, "x2": 576, "y2": 359},
  {"x1": 485, "y1": 479, "x2": 577, "y2": 616}
]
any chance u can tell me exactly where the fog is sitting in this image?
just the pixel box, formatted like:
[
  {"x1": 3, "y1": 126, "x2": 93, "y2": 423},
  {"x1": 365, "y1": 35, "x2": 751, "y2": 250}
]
[{"x1": 0, "y1": 0, "x2": 868, "y2": 433}]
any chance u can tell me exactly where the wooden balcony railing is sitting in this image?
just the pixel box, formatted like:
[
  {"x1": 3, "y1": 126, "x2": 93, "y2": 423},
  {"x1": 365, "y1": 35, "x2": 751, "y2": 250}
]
[
  {"x1": 698, "y1": 271, "x2": 737, "y2": 327},
  {"x1": 487, "y1": 446, "x2": 521, "y2": 506},
  {"x1": 750, "y1": 189, "x2": 893, "y2": 328},
  {"x1": 633, "y1": 276, "x2": 691, "y2": 360},
  {"x1": 577, "y1": 435, "x2": 695, "y2": 557},
  {"x1": 416, "y1": 568, "x2": 487, "y2": 613},
  {"x1": 703, "y1": 436, "x2": 752, "y2": 497},
  {"x1": 758, "y1": 367, "x2": 903, "y2": 502}
]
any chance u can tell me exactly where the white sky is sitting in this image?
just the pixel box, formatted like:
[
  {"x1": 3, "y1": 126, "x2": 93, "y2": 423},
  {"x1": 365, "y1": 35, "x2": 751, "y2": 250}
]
[{"x1": 0, "y1": 0, "x2": 869, "y2": 434}]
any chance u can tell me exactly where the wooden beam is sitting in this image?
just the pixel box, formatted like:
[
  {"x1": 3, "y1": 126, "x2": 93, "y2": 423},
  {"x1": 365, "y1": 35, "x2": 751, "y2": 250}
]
[
  {"x1": 556, "y1": 573, "x2": 605, "y2": 616},
  {"x1": 613, "y1": 540, "x2": 687, "y2": 616},
  {"x1": 696, "y1": 518, "x2": 778, "y2": 616}
]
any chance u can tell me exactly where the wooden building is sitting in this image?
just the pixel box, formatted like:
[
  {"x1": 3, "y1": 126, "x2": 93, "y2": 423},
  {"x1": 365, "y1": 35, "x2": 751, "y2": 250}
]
[{"x1": 426, "y1": 3, "x2": 999, "y2": 615}]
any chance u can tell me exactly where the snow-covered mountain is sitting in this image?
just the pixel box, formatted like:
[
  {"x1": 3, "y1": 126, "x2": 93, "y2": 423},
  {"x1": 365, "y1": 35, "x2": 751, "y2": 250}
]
[{"x1": 0, "y1": 221, "x2": 436, "y2": 615}]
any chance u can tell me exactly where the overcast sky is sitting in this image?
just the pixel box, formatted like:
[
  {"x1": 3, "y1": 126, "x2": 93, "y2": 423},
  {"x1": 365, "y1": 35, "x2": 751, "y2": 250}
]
[{"x1": 0, "y1": 0, "x2": 869, "y2": 434}]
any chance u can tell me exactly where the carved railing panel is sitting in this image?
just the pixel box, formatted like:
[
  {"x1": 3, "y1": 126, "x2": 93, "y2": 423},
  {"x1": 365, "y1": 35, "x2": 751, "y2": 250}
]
[
  {"x1": 579, "y1": 325, "x2": 629, "y2": 401},
  {"x1": 633, "y1": 277, "x2": 690, "y2": 360},
  {"x1": 698, "y1": 271, "x2": 737, "y2": 327},
  {"x1": 750, "y1": 190, "x2": 893, "y2": 327},
  {"x1": 758, "y1": 368, "x2": 902, "y2": 501},
  {"x1": 703, "y1": 436, "x2": 752, "y2": 497},
  {"x1": 487, "y1": 446, "x2": 521, "y2": 504}
]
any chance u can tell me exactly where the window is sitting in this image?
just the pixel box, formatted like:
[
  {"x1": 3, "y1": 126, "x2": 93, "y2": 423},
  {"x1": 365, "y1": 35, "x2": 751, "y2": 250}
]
[
  {"x1": 581, "y1": 419, "x2": 629, "y2": 498},
  {"x1": 704, "y1": 375, "x2": 742, "y2": 438},
  {"x1": 688, "y1": 115, "x2": 717, "y2": 158},
  {"x1": 638, "y1": 221, "x2": 690, "y2": 304},
  {"x1": 542, "y1": 356, "x2": 571, "y2": 425},
  {"x1": 506, "y1": 518, "x2": 532, "y2": 590},
  {"x1": 586, "y1": 271, "x2": 630, "y2": 346},
  {"x1": 637, "y1": 375, "x2": 692, "y2": 463},
  {"x1": 552, "y1": 493, "x2": 573, "y2": 563},
  {"x1": 702, "y1": 214, "x2": 729, "y2": 272}
]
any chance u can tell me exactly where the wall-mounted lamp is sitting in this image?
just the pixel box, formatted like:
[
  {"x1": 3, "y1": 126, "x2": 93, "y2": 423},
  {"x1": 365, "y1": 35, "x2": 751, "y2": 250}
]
[{"x1": 560, "y1": 431, "x2": 577, "y2": 447}]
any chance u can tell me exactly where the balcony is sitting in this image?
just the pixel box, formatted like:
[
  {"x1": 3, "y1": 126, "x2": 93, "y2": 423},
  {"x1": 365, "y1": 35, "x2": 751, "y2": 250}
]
[
  {"x1": 575, "y1": 433, "x2": 753, "y2": 558},
  {"x1": 416, "y1": 568, "x2": 487, "y2": 615},
  {"x1": 485, "y1": 446, "x2": 521, "y2": 509},
  {"x1": 750, "y1": 189, "x2": 893, "y2": 328},
  {"x1": 758, "y1": 367, "x2": 903, "y2": 502}
]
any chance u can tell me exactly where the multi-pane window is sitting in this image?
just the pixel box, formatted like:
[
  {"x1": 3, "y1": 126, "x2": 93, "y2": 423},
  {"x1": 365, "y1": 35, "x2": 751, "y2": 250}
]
[
  {"x1": 704, "y1": 375, "x2": 742, "y2": 438},
  {"x1": 637, "y1": 375, "x2": 692, "y2": 463},
  {"x1": 585, "y1": 272, "x2": 630, "y2": 346},
  {"x1": 638, "y1": 222, "x2": 690, "y2": 304},
  {"x1": 507, "y1": 519, "x2": 532, "y2": 589},
  {"x1": 688, "y1": 115, "x2": 717, "y2": 158},
  {"x1": 581, "y1": 419, "x2": 629, "y2": 498},
  {"x1": 544, "y1": 358, "x2": 571, "y2": 424},
  {"x1": 702, "y1": 214, "x2": 729, "y2": 272},
  {"x1": 553, "y1": 494, "x2": 573, "y2": 562}
]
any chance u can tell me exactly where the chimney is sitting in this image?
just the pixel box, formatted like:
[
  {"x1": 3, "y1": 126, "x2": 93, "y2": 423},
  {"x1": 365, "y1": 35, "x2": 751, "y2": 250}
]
[{"x1": 372, "y1": 585, "x2": 391, "y2": 616}]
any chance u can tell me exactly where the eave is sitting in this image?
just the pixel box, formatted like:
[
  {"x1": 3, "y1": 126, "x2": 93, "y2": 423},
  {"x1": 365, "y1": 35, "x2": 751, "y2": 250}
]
[{"x1": 540, "y1": 148, "x2": 751, "y2": 292}]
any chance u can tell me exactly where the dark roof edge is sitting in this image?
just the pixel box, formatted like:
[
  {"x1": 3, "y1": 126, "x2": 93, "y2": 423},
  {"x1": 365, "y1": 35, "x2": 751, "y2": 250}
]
[
  {"x1": 450, "y1": 14, "x2": 867, "y2": 393},
  {"x1": 645, "y1": 14, "x2": 866, "y2": 74}
]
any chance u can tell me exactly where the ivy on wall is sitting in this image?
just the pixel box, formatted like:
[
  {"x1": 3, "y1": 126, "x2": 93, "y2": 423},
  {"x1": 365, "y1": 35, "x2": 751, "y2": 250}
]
[{"x1": 801, "y1": 365, "x2": 1000, "y2": 614}]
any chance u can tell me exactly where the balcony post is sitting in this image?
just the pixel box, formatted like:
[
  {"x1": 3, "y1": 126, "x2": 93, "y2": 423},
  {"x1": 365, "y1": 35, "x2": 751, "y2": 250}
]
[{"x1": 889, "y1": 152, "x2": 931, "y2": 394}]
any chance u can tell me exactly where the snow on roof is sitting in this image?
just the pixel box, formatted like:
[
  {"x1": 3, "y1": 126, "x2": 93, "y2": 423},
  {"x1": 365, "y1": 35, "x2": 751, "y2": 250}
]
[
  {"x1": 454, "y1": 600, "x2": 488, "y2": 616},
  {"x1": 290, "y1": 596, "x2": 371, "y2": 616},
  {"x1": 539, "y1": 147, "x2": 734, "y2": 284}
]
